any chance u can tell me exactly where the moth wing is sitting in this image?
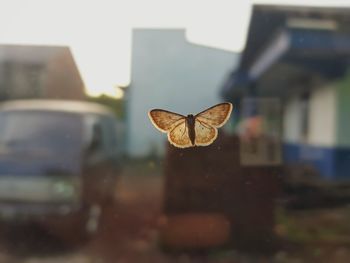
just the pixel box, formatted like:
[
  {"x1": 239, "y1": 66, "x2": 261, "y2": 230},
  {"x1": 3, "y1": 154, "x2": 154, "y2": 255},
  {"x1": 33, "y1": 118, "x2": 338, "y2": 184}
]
[
  {"x1": 195, "y1": 102, "x2": 233, "y2": 128},
  {"x1": 167, "y1": 120, "x2": 192, "y2": 148},
  {"x1": 194, "y1": 119, "x2": 218, "y2": 146},
  {"x1": 148, "y1": 109, "x2": 185, "y2": 132}
]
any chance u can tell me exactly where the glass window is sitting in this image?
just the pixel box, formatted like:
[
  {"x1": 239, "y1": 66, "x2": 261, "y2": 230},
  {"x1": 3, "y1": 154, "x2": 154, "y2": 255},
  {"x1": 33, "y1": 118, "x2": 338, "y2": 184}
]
[
  {"x1": 1, "y1": 2, "x2": 350, "y2": 263},
  {"x1": 0, "y1": 111, "x2": 82, "y2": 153}
]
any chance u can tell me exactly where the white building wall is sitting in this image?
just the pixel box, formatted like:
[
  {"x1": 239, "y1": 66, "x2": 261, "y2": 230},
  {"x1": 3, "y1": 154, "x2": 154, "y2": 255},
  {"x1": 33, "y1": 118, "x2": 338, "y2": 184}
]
[
  {"x1": 127, "y1": 29, "x2": 237, "y2": 157},
  {"x1": 283, "y1": 96, "x2": 303, "y2": 144},
  {"x1": 307, "y1": 85, "x2": 337, "y2": 147},
  {"x1": 283, "y1": 85, "x2": 337, "y2": 148}
]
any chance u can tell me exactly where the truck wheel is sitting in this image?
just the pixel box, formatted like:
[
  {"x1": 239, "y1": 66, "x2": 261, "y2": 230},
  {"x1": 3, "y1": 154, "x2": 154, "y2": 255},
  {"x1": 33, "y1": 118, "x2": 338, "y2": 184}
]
[{"x1": 43, "y1": 203, "x2": 102, "y2": 246}]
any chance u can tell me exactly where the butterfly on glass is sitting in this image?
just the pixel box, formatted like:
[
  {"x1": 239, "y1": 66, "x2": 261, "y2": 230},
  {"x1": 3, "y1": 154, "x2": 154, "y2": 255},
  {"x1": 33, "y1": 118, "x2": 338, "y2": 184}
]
[{"x1": 148, "y1": 102, "x2": 233, "y2": 148}]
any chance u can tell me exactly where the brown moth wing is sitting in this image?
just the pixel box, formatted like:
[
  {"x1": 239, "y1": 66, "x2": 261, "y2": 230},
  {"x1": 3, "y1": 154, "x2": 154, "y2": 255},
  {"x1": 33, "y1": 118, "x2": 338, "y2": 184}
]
[
  {"x1": 149, "y1": 102, "x2": 233, "y2": 148},
  {"x1": 167, "y1": 120, "x2": 192, "y2": 148},
  {"x1": 148, "y1": 109, "x2": 185, "y2": 132},
  {"x1": 195, "y1": 102, "x2": 233, "y2": 128},
  {"x1": 194, "y1": 119, "x2": 218, "y2": 146}
]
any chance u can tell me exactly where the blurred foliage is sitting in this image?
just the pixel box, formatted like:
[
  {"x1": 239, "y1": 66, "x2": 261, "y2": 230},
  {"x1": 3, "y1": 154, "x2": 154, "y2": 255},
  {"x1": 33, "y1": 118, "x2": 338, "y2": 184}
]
[
  {"x1": 87, "y1": 95, "x2": 124, "y2": 118},
  {"x1": 275, "y1": 206, "x2": 350, "y2": 244}
]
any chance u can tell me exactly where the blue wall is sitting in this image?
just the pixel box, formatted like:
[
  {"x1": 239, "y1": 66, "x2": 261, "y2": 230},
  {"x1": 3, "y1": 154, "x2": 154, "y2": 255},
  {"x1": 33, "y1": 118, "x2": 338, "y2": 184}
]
[{"x1": 284, "y1": 143, "x2": 350, "y2": 180}]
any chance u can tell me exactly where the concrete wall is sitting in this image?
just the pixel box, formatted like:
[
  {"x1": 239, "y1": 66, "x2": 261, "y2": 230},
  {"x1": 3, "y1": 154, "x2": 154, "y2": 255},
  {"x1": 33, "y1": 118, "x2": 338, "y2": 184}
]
[
  {"x1": 283, "y1": 96, "x2": 303, "y2": 144},
  {"x1": 307, "y1": 85, "x2": 337, "y2": 147},
  {"x1": 283, "y1": 85, "x2": 337, "y2": 147},
  {"x1": 126, "y1": 29, "x2": 237, "y2": 157},
  {"x1": 282, "y1": 84, "x2": 341, "y2": 178}
]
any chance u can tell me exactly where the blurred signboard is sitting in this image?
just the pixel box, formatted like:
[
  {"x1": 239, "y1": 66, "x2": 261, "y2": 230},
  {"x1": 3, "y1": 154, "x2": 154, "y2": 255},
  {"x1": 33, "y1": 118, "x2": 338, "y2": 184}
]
[{"x1": 239, "y1": 98, "x2": 282, "y2": 166}]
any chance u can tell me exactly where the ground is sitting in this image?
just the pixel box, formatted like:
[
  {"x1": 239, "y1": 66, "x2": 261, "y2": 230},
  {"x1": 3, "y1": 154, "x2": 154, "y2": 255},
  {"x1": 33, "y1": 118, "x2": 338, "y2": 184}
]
[{"x1": 0, "y1": 162, "x2": 349, "y2": 263}]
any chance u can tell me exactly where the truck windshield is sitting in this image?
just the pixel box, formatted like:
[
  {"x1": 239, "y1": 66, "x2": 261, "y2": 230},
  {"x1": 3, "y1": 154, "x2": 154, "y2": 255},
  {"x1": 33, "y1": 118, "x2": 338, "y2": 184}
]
[{"x1": 0, "y1": 111, "x2": 83, "y2": 154}]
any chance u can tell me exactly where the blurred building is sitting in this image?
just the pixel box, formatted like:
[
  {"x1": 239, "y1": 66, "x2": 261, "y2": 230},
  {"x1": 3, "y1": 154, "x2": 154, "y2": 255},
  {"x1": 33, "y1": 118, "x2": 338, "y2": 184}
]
[
  {"x1": 222, "y1": 5, "x2": 350, "y2": 179},
  {"x1": 0, "y1": 45, "x2": 85, "y2": 100},
  {"x1": 126, "y1": 29, "x2": 237, "y2": 157}
]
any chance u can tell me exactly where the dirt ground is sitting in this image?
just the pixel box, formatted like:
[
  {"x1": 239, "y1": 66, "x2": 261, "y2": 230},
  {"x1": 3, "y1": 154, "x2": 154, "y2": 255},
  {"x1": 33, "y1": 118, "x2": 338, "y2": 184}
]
[{"x1": 0, "y1": 162, "x2": 349, "y2": 263}]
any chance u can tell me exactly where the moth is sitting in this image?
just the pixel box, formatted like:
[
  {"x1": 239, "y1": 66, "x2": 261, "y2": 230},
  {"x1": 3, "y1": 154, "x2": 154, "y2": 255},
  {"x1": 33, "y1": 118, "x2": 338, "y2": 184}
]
[{"x1": 148, "y1": 102, "x2": 233, "y2": 148}]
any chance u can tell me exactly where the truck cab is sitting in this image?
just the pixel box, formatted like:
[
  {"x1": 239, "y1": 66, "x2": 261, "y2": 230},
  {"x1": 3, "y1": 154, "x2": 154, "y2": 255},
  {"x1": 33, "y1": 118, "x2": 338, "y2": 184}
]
[{"x1": 0, "y1": 99, "x2": 123, "y2": 244}]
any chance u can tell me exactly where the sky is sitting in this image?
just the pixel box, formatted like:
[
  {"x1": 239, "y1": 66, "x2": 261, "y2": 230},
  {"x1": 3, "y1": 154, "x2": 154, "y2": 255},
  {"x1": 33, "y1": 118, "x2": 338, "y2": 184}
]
[{"x1": 0, "y1": 0, "x2": 349, "y2": 98}]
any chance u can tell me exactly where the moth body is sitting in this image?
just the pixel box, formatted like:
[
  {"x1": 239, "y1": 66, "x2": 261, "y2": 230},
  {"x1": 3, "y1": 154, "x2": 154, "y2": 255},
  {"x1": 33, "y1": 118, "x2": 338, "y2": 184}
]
[{"x1": 186, "y1": 114, "x2": 196, "y2": 146}]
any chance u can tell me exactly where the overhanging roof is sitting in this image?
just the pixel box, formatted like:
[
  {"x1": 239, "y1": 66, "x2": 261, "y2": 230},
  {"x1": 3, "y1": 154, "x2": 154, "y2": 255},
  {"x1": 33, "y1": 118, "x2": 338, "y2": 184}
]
[
  {"x1": 222, "y1": 4, "x2": 350, "y2": 99},
  {"x1": 250, "y1": 28, "x2": 350, "y2": 80}
]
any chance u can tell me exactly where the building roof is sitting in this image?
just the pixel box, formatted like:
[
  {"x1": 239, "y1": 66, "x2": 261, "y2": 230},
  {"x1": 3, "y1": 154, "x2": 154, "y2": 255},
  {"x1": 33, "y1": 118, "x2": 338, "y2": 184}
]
[
  {"x1": 0, "y1": 45, "x2": 68, "y2": 64},
  {"x1": 222, "y1": 4, "x2": 350, "y2": 99},
  {"x1": 0, "y1": 44, "x2": 85, "y2": 101},
  {"x1": 0, "y1": 99, "x2": 113, "y2": 115}
]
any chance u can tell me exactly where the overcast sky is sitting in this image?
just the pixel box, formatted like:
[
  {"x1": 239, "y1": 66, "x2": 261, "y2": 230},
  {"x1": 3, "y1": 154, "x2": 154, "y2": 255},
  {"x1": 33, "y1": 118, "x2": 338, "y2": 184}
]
[{"x1": 0, "y1": 0, "x2": 349, "y2": 97}]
